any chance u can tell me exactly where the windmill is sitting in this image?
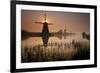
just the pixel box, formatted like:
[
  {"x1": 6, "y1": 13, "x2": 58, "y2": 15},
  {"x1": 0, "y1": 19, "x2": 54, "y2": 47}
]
[
  {"x1": 35, "y1": 12, "x2": 53, "y2": 34},
  {"x1": 22, "y1": 12, "x2": 76, "y2": 47},
  {"x1": 35, "y1": 12, "x2": 53, "y2": 47},
  {"x1": 64, "y1": 24, "x2": 67, "y2": 39}
]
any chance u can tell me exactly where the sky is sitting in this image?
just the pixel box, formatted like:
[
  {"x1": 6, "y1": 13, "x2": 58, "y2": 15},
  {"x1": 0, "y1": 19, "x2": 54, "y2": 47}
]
[{"x1": 21, "y1": 10, "x2": 90, "y2": 33}]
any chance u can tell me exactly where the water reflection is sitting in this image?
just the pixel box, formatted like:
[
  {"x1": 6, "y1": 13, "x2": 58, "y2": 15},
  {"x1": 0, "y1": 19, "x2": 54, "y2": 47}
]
[{"x1": 21, "y1": 33, "x2": 90, "y2": 63}]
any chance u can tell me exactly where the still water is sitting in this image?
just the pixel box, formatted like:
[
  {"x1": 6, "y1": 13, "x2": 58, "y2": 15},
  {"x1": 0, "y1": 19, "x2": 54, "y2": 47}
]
[{"x1": 21, "y1": 33, "x2": 90, "y2": 63}]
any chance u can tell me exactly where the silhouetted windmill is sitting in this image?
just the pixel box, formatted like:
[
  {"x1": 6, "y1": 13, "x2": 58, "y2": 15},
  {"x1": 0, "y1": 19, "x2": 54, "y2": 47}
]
[
  {"x1": 64, "y1": 24, "x2": 67, "y2": 39},
  {"x1": 35, "y1": 12, "x2": 53, "y2": 33},
  {"x1": 22, "y1": 12, "x2": 76, "y2": 47},
  {"x1": 35, "y1": 12, "x2": 53, "y2": 47}
]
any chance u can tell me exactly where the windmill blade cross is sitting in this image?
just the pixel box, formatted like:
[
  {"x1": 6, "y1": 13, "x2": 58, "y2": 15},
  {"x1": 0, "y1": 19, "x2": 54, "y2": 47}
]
[
  {"x1": 48, "y1": 23, "x2": 53, "y2": 25},
  {"x1": 35, "y1": 22, "x2": 44, "y2": 24}
]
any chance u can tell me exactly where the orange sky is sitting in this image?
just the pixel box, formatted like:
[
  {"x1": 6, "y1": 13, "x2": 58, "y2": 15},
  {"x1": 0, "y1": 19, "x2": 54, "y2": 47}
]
[{"x1": 21, "y1": 10, "x2": 90, "y2": 33}]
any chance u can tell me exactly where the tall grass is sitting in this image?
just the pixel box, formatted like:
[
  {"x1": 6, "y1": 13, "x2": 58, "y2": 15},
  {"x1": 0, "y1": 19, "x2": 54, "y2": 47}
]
[
  {"x1": 21, "y1": 40, "x2": 90, "y2": 63},
  {"x1": 71, "y1": 40, "x2": 90, "y2": 60}
]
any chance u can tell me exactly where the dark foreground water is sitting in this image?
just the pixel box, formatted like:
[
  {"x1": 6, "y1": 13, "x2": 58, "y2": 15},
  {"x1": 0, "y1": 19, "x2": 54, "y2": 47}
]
[{"x1": 21, "y1": 33, "x2": 90, "y2": 63}]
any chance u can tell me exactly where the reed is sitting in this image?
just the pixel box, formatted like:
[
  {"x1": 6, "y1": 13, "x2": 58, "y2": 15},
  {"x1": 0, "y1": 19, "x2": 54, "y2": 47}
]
[{"x1": 21, "y1": 40, "x2": 90, "y2": 63}]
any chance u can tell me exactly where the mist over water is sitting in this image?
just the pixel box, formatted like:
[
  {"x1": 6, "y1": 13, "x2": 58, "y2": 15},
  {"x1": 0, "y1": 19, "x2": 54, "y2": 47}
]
[
  {"x1": 21, "y1": 33, "x2": 90, "y2": 63},
  {"x1": 21, "y1": 33, "x2": 88, "y2": 47}
]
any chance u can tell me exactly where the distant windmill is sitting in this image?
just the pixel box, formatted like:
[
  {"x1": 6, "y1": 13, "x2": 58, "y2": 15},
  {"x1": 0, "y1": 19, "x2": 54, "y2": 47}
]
[{"x1": 64, "y1": 24, "x2": 67, "y2": 39}]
